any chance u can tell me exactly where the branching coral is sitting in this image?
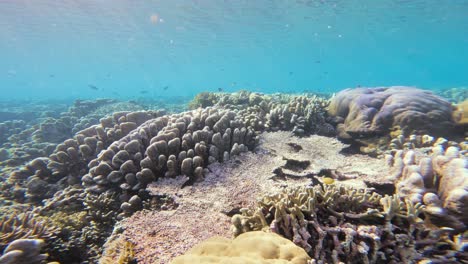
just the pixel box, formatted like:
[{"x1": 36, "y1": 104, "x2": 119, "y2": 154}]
[
  {"x1": 0, "y1": 210, "x2": 58, "y2": 252},
  {"x1": 232, "y1": 184, "x2": 463, "y2": 263}
]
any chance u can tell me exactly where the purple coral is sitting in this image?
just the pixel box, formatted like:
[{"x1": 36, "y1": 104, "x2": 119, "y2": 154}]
[{"x1": 328, "y1": 86, "x2": 455, "y2": 138}]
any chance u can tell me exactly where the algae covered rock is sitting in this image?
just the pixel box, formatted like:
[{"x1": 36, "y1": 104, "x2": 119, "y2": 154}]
[{"x1": 170, "y1": 231, "x2": 311, "y2": 264}]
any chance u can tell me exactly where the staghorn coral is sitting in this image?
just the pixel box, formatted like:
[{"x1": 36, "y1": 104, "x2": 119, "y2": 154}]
[
  {"x1": 170, "y1": 231, "x2": 311, "y2": 264},
  {"x1": 232, "y1": 183, "x2": 463, "y2": 263},
  {"x1": 328, "y1": 86, "x2": 456, "y2": 139}
]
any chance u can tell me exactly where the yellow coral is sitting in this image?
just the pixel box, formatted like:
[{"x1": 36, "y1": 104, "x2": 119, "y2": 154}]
[
  {"x1": 452, "y1": 99, "x2": 468, "y2": 125},
  {"x1": 170, "y1": 231, "x2": 311, "y2": 264},
  {"x1": 100, "y1": 235, "x2": 135, "y2": 264}
]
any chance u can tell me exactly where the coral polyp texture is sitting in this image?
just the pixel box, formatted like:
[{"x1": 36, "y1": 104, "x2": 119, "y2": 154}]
[
  {"x1": 231, "y1": 184, "x2": 464, "y2": 263},
  {"x1": 328, "y1": 86, "x2": 456, "y2": 139},
  {"x1": 170, "y1": 231, "x2": 311, "y2": 264}
]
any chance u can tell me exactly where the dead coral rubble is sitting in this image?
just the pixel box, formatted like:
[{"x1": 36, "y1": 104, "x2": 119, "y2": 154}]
[{"x1": 232, "y1": 184, "x2": 465, "y2": 264}]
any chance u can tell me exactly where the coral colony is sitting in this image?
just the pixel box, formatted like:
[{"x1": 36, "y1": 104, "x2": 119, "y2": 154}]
[{"x1": 0, "y1": 87, "x2": 466, "y2": 263}]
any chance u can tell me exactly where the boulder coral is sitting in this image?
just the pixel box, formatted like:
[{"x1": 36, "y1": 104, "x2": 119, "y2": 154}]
[
  {"x1": 328, "y1": 86, "x2": 455, "y2": 139},
  {"x1": 170, "y1": 231, "x2": 311, "y2": 264}
]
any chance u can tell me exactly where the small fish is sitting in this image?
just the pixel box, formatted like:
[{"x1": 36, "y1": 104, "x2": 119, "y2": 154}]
[
  {"x1": 231, "y1": 82, "x2": 237, "y2": 86},
  {"x1": 140, "y1": 90, "x2": 149, "y2": 94},
  {"x1": 88, "y1": 84, "x2": 98, "y2": 90},
  {"x1": 322, "y1": 177, "x2": 335, "y2": 185},
  {"x1": 163, "y1": 86, "x2": 169, "y2": 91},
  {"x1": 315, "y1": 60, "x2": 321, "y2": 63},
  {"x1": 49, "y1": 74, "x2": 55, "y2": 78},
  {"x1": 218, "y1": 87, "x2": 224, "y2": 92},
  {"x1": 289, "y1": 71, "x2": 293, "y2": 75}
]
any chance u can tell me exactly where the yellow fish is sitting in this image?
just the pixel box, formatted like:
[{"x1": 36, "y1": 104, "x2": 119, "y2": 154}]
[{"x1": 322, "y1": 177, "x2": 335, "y2": 185}]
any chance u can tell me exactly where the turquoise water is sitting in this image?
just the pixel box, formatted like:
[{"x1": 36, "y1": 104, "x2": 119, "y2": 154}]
[{"x1": 1, "y1": 0, "x2": 467, "y2": 100}]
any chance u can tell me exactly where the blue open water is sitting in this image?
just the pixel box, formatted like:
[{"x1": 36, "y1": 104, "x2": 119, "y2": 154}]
[{"x1": 0, "y1": 0, "x2": 467, "y2": 100}]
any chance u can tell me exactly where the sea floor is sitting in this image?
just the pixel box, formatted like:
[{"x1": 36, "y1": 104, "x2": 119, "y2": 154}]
[{"x1": 106, "y1": 132, "x2": 392, "y2": 263}]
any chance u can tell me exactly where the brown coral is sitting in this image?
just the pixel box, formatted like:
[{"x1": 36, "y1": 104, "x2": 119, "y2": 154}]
[{"x1": 328, "y1": 86, "x2": 456, "y2": 139}]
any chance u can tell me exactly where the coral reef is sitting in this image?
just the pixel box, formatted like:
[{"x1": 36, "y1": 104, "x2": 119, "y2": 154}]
[
  {"x1": 170, "y1": 231, "x2": 311, "y2": 264},
  {"x1": 82, "y1": 106, "x2": 257, "y2": 217},
  {"x1": 0, "y1": 239, "x2": 51, "y2": 264},
  {"x1": 328, "y1": 86, "x2": 456, "y2": 139},
  {"x1": 1, "y1": 90, "x2": 465, "y2": 263},
  {"x1": 437, "y1": 87, "x2": 468, "y2": 103},
  {"x1": 387, "y1": 140, "x2": 468, "y2": 230},
  {"x1": 8, "y1": 110, "x2": 165, "y2": 203},
  {"x1": 232, "y1": 184, "x2": 464, "y2": 263}
]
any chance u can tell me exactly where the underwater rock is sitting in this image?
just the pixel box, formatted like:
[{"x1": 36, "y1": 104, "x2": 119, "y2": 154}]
[
  {"x1": 170, "y1": 231, "x2": 311, "y2": 264},
  {"x1": 328, "y1": 86, "x2": 456, "y2": 139}
]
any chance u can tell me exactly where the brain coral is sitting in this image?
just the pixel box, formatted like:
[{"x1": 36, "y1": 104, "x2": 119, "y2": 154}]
[
  {"x1": 170, "y1": 231, "x2": 311, "y2": 264},
  {"x1": 328, "y1": 86, "x2": 455, "y2": 138}
]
